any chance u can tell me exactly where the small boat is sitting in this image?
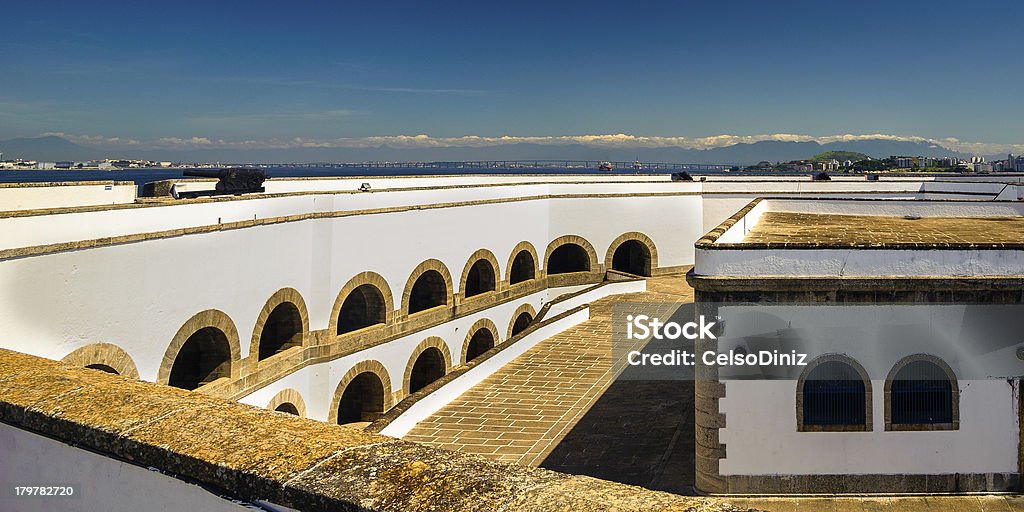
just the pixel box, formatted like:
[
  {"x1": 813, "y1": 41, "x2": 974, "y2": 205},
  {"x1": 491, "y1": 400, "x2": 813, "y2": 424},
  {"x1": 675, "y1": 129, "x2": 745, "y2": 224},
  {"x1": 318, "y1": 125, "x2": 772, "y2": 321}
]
[{"x1": 598, "y1": 161, "x2": 614, "y2": 171}]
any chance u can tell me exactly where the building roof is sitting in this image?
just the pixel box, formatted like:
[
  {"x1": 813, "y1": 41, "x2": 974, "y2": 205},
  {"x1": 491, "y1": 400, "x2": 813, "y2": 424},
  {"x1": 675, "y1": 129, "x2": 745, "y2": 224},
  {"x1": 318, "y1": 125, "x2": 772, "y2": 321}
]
[{"x1": 742, "y1": 211, "x2": 1024, "y2": 248}]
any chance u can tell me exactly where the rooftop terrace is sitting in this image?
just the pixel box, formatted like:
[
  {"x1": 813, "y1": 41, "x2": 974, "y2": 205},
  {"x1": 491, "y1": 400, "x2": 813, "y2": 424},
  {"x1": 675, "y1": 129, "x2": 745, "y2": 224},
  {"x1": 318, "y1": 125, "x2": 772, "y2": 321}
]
[{"x1": 743, "y1": 211, "x2": 1024, "y2": 247}]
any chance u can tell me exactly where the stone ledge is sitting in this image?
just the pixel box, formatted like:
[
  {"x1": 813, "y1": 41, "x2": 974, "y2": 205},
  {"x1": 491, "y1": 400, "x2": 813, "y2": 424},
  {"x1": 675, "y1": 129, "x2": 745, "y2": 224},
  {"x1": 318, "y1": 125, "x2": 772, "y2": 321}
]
[{"x1": 0, "y1": 349, "x2": 747, "y2": 512}]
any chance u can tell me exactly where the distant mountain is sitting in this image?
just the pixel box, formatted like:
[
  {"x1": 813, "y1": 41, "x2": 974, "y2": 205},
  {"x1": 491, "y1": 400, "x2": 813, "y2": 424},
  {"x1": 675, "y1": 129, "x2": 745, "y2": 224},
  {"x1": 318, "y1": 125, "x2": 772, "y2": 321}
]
[
  {"x1": 0, "y1": 136, "x2": 100, "y2": 161},
  {"x1": 0, "y1": 135, "x2": 971, "y2": 165}
]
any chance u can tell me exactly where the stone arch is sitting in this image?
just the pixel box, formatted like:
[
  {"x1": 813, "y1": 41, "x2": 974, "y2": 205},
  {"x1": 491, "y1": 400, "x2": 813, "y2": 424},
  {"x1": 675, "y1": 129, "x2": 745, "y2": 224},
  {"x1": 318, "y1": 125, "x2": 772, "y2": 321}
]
[
  {"x1": 605, "y1": 231, "x2": 659, "y2": 277},
  {"x1": 884, "y1": 354, "x2": 959, "y2": 431},
  {"x1": 796, "y1": 353, "x2": 872, "y2": 432},
  {"x1": 401, "y1": 259, "x2": 454, "y2": 316},
  {"x1": 403, "y1": 336, "x2": 453, "y2": 395},
  {"x1": 250, "y1": 288, "x2": 309, "y2": 361},
  {"x1": 61, "y1": 343, "x2": 140, "y2": 379},
  {"x1": 544, "y1": 235, "x2": 600, "y2": 275},
  {"x1": 460, "y1": 249, "x2": 500, "y2": 299},
  {"x1": 330, "y1": 272, "x2": 394, "y2": 336},
  {"x1": 159, "y1": 309, "x2": 241, "y2": 389},
  {"x1": 507, "y1": 303, "x2": 539, "y2": 339},
  {"x1": 461, "y1": 318, "x2": 500, "y2": 364},
  {"x1": 328, "y1": 360, "x2": 395, "y2": 424},
  {"x1": 266, "y1": 388, "x2": 308, "y2": 418},
  {"x1": 506, "y1": 241, "x2": 539, "y2": 285}
]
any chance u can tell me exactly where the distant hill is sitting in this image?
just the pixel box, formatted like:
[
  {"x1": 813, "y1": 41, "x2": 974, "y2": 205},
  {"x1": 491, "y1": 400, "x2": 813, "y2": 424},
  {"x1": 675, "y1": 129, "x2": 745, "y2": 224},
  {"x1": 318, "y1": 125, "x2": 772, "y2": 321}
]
[
  {"x1": 810, "y1": 151, "x2": 871, "y2": 162},
  {"x1": 0, "y1": 135, "x2": 971, "y2": 165},
  {"x1": 0, "y1": 135, "x2": 100, "y2": 161}
]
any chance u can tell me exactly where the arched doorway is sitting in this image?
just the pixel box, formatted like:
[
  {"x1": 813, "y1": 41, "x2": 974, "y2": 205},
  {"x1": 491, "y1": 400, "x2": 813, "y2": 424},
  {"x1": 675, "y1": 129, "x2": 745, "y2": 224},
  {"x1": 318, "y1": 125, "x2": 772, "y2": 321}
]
[
  {"x1": 465, "y1": 328, "x2": 495, "y2": 362},
  {"x1": 611, "y1": 240, "x2": 652, "y2": 276},
  {"x1": 409, "y1": 347, "x2": 446, "y2": 393},
  {"x1": 409, "y1": 270, "x2": 448, "y2": 314},
  {"x1": 464, "y1": 260, "x2": 496, "y2": 297},
  {"x1": 337, "y1": 284, "x2": 387, "y2": 334},
  {"x1": 509, "y1": 250, "x2": 536, "y2": 284},
  {"x1": 337, "y1": 372, "x2": 386, "y2": 424},
  {"x1": 547, "y1": 244, "x2": 591, "y2": 274},
  {"x1": 258, "y1": 302, "x2": 304, "y2": 360},
  {"x1": 168, "y1": 326, "x2": 233, "y2": 390},
  {"x1": 511, "y1": 312, "x2": 533, "y2": 337}
]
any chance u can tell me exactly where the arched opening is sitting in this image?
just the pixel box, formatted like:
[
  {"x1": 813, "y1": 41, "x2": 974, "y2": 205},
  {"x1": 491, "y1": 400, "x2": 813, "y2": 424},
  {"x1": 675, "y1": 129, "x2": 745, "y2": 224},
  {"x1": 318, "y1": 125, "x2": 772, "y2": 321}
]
[
  {"x1": 168, "y1": 327, "x2": 232, "y2": 390},
  {"x1": 409, "y1": 347, "x2": 446, "y2": 393},
  {"x1": 547, "y1": 244, "x2": 590, "y2": 274},
  {"x1": 465, "y1": 329, "x2": 495, "y2": 362},
  {"x1": 337, "y1": 284, "x2": 387, "y2": 334},
  {"x1": 890, "y1": 360, "x2": 954, "y2": 426},
  {"x1": 274, "y1": 402, "x2": 300, "y2": 415},
  {"x1": 511, "y1": 312, "x2": 533, "y2": 337},
  {"x1": 85, "y1": 363, "x2": 119, "y2": 375},
  {"x1": 409, "y1": 270, "x2": 448, "y2": 314},
  {"x1": 611, "y1": 240, "x2": 652, "y2": 276},
  {"x1": 509, "y1": 250, "x2": 536, "y2": 284},
  {"x1": 337, "y1": 372, "x2": 386, "y2": 424},
  {"x1": 258, "y1": 302, "x2": 304, "y2": 360},
  {"x1": 801, "y1": 360, "x2": 867, "y2": 428},
  {"x1": 464, "y1": 260, "x2": 496, "y2": 297}
]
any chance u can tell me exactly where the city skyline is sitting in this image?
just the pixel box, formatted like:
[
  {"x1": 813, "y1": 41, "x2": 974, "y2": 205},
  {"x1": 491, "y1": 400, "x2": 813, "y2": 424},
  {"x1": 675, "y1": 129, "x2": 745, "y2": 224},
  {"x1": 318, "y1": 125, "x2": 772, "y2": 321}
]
[{"x1": 3, "y1": 0, "x2": 1024, "y2": 154}]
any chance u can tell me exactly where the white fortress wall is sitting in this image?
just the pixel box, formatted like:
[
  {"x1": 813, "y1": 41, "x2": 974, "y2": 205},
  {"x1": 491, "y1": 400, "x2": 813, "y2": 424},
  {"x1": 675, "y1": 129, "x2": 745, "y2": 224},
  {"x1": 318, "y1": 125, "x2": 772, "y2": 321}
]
[
  {"x1": 0, "y1": 181, "x2": 136, "y2": 211},
  {"x1": 719, "y1": 379, "x2": 1017, "y2": 475}
]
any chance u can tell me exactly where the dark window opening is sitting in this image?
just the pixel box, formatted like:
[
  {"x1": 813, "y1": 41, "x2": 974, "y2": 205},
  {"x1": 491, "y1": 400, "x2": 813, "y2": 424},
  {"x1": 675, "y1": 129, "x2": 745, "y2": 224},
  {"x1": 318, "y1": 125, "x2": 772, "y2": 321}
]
[
  {"x1": 168, "y1": 327, "x2": 232, "y2": 390},
  {"x1": 258, "y1": 302, "x2": 303, "y2": 360},
  {"x1": 511, "y1": 312, "x2": 534, "y2": 337},
  {"x1": 891, "y1": 360, "x2": 953, "y2": 425},
  {"x1": 337, "y1": 372, "x2": 386, "y2": 424},
  {"x1": 464, "y1": 260, "x2": 496, "y2": 297},
  {"x1": 803, "y1": 360, "x2": 866, "y2": 426},
  {"x1": 409, "y1": 270, "x2": 447, "y2": 314},
  {"x1": 465, "y1": 329, "x2": 495, "y2": 362},
  {"x1": 547, "y1": 244, "x2": 590, "y2": 274},
  {"x1": 509, "y1": 250, "x2": 536, "y2": 284},
  {"x1": 409, "y1": 347, "x2": 445, "y2": 393},
  {"x1": 275, "y1": 402, "x2": 300, "y2": 415},
  {"x1": 85, "y1": 363, "x2": 118, "y2": 375},
  {"x1": 338, "y1": 284, "x2": 387, "y2": 334},
  {"x1": 611, "y1": 240, "x2": 652, "y2": 276}
]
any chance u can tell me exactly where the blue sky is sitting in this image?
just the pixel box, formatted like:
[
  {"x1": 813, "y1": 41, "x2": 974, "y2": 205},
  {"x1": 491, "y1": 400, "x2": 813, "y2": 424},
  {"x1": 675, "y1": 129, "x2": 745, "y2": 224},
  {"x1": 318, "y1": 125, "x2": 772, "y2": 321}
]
[{"x1": 2, "y1": 0, "x2": 1023, "y2": 152}]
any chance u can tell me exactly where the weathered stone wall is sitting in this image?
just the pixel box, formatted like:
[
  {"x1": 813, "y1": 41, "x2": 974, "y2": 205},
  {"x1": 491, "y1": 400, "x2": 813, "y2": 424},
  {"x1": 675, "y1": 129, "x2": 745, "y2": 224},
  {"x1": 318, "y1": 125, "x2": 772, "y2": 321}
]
[{"x1": 0, "y1": 349, "x2": 746, "y2": 512}]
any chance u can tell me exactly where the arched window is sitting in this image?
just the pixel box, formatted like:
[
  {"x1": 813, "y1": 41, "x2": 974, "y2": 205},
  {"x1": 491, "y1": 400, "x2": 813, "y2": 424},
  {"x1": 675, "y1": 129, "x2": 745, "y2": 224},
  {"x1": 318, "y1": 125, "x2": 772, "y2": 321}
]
[
  {"x1": 409, "y1": 347, "x2": 446, "y2": 393},
  {"x1": 258, "y1": 302, "x2": 304, "y2": 360},
  {"x1": 798, "y1": 357, "x2": 871, "y2": 431},
  {"x1": 509, "y1": 250, "x2": 536, "y2": 284},
  {"x1": 547, "y1": 244, "x2": 590, "y2": 274},
  {"x1": 886, "y1": 356, "x2": 957, "y2": 430},
  {"x1": 337, "y1": 372, "x2": 386, "y2": 424},
  {"x1": 464, "y1": 260, "x2": 496, "y2": 297},
  {"x1": 611, "y1": 240, "x2": 652, "y2": 276},
  {"x1": 465, "y1": 328, "x2": 495, "y2": 362},
  {"x1": 338, "y1": 284, "x2": 387, "y2": 334},
  {"x1": 409, "y1": 270, "x2": 448, "y2": 314},
  {"x1": 168, "y1": 327, "x2": 233, "y2": 390},
  {"x1": 510, "y1": 312, "x2": 533, "y2": 337}
]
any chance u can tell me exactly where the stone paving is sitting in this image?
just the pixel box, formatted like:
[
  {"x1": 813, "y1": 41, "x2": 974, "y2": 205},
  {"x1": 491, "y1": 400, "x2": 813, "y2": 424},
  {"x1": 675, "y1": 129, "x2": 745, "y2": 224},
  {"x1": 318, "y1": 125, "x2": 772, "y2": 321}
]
[
  {"x1": 404, "y1": 274, "x2": 697, "y2": 492},
  {"x1": 743, "y1": 212, "x2": 1024, "y2": 246}
]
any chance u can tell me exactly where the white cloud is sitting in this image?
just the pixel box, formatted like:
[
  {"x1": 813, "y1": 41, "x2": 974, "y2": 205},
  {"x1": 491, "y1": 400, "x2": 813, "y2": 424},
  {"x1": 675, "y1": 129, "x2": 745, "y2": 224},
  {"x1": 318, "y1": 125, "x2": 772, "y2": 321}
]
[{"x1": 42, "y1": 131, "x2": 1024, "y2": 155}]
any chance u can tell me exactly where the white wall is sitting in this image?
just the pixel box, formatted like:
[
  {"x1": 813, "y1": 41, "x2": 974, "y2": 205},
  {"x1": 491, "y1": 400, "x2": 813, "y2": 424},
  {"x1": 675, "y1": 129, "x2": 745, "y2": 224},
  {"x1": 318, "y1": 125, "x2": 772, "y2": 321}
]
[
  {"x1": 0, "y1": 182, "x2": 135, "y2": 212},
  {"x1": 0, "y1": 422, "x2": 254, "y2": 512}
]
